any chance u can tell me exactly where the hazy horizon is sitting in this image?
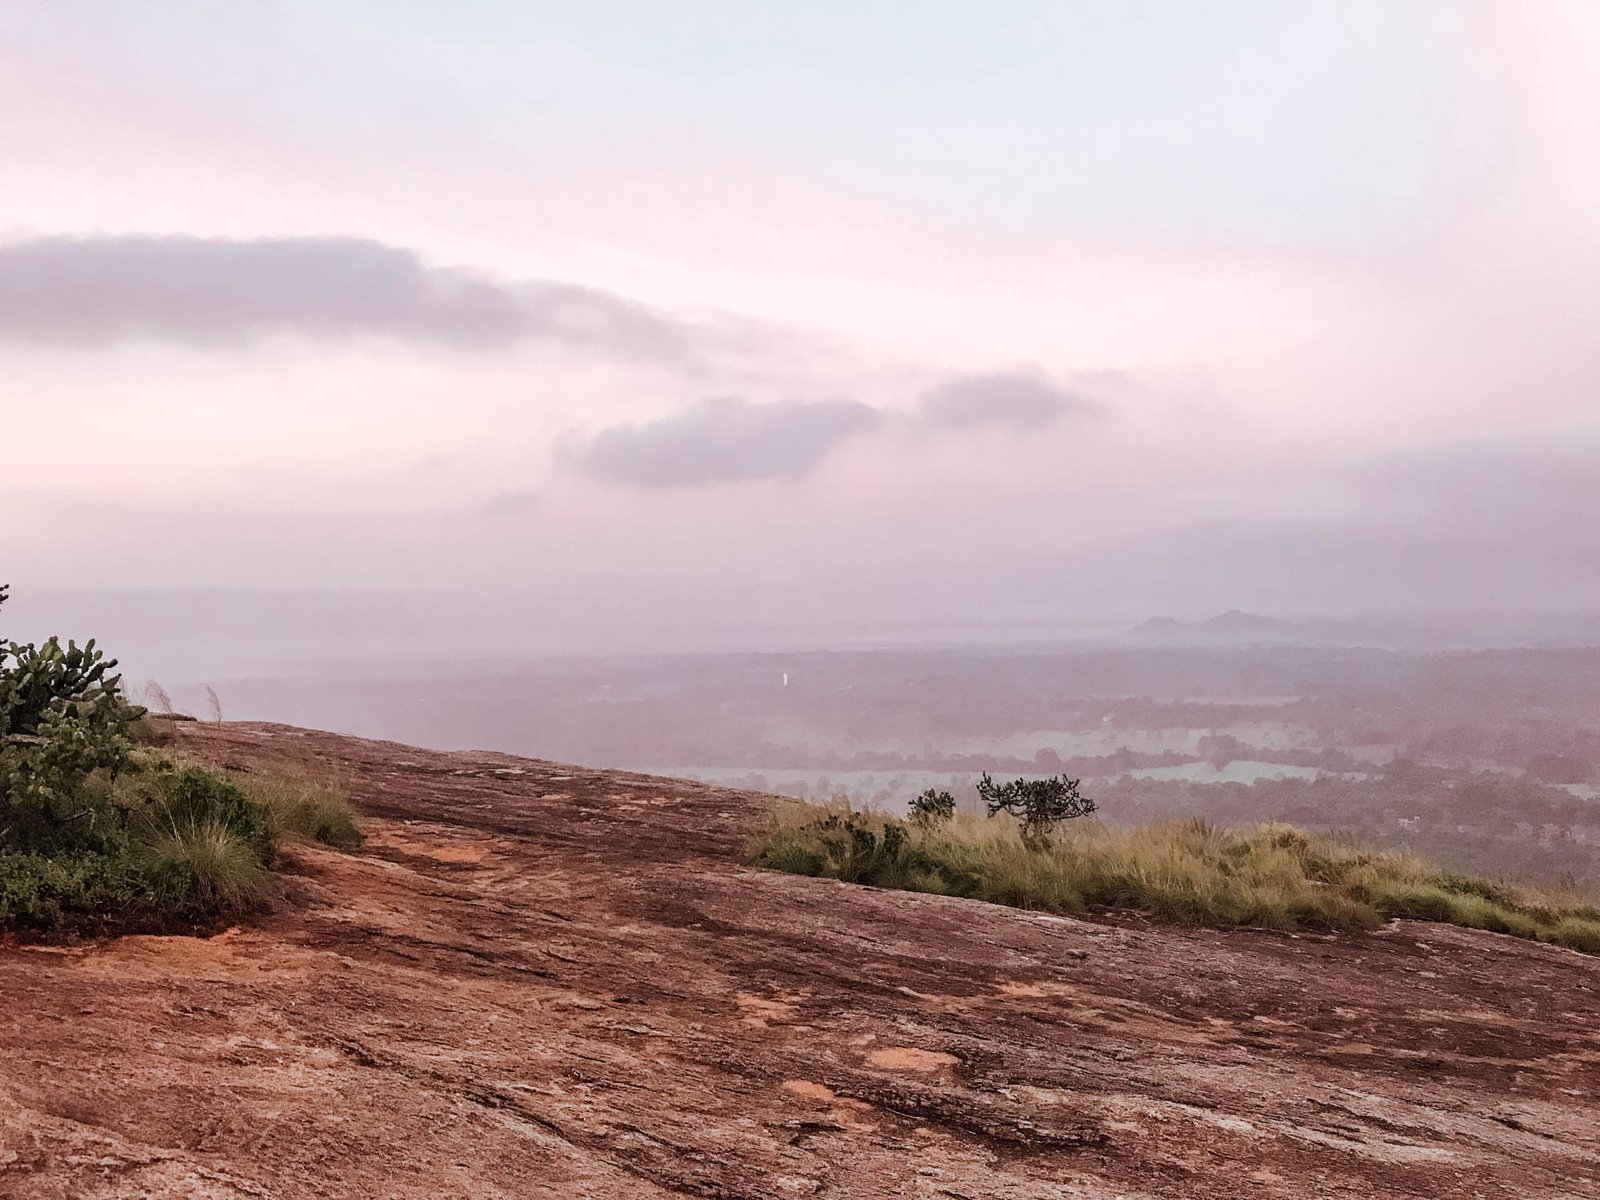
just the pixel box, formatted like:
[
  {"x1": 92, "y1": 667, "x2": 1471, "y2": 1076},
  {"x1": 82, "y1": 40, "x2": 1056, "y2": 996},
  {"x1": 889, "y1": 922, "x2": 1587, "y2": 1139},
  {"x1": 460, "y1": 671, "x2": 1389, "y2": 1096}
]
[{"x1": 6, "y1": 2, "x2": 1600, "y2": 670}]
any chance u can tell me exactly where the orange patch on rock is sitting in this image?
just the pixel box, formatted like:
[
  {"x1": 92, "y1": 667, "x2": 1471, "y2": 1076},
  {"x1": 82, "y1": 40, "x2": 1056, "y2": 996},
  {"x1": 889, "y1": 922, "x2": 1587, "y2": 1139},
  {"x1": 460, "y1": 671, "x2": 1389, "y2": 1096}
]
[
  {"x1": 867, "y1": 1047, "x2": 959, "y2": 1071},
  {"x1": 781, "y1": 1080, "x2": 837, "y2": 1103},
  {"x1": 735, "y1": 992, "x2": 800, "y2": 1027},
  {"x1": 999, "y1": 981, "x2": 1048, "y2": 998},
  {"x1": 365, "y1": 827, "x2": 493, "y2": 864},
  {"x1": 780, "y1": 1080, "x2": 878, "y2": 1132},
  {"x1": 427, "y1": 843, "x2": 489, "y2": 863}
]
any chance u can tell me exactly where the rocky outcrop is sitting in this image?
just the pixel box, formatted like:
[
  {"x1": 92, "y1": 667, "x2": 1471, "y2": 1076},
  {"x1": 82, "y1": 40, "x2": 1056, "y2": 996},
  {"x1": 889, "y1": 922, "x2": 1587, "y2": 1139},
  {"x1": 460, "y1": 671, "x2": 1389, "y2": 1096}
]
[{"x1": 1, "y1": 723, "x2": 1596, "y2": 1198}]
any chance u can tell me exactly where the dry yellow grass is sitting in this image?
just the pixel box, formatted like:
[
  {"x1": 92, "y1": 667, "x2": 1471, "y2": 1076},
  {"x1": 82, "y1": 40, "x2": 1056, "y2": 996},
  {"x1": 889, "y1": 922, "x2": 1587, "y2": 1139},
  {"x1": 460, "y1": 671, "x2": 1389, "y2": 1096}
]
[{"x1": 749, "y1": 801, "x2": 1600, "y2": 953}]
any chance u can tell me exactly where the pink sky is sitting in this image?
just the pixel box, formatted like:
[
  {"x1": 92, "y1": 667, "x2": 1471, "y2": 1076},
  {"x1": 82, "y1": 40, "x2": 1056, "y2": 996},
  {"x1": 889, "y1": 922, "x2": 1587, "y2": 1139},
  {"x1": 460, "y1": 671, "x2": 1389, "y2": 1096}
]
[{"x1": 3, "y1": 2, "x2": 1599, "y2": 666}]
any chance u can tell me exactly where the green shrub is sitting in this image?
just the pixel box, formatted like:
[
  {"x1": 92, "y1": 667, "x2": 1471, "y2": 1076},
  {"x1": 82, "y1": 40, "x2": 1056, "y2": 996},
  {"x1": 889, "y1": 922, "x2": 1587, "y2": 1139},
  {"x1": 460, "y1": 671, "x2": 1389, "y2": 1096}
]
[
  {"x1": 1548, "y1": 917, "x2": 1600, "y2": 954},
  {"x1": 0, "y1": 764, "x2": 278, "y2": 930},
  {"x1": 908, "y1": 788, "x2": 956, "y2": 830},
  {"x1": 753, "y1": 838, "x2": 828, "y2": 877},
  {"x1": 0, "y1": 850, "x2": 143, "y2": 931},
  {"x1": 1373, "y1": 883, "x2": 1461, "y2": 923},
  {"x1": 1436, "y1": 871, "x2": 1520, "y2": 907},
  {"x1": 137, "y1": 766, "x2": 274, "y2": 862}
]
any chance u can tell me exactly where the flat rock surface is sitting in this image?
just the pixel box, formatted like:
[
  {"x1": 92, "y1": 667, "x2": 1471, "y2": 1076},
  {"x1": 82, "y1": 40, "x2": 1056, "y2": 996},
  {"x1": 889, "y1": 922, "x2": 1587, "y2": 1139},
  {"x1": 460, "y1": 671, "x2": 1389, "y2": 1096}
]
[{"x1": 1, "y1": 722, "x2": 1597, "y2": 1198}]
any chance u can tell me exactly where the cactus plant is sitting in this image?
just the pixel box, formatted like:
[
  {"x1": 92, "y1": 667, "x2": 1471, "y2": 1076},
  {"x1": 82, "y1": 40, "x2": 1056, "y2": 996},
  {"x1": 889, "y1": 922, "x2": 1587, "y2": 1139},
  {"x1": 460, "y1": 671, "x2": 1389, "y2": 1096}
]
[{"x1": 0, "y1": 584, "x2": 145, "y2": 845}]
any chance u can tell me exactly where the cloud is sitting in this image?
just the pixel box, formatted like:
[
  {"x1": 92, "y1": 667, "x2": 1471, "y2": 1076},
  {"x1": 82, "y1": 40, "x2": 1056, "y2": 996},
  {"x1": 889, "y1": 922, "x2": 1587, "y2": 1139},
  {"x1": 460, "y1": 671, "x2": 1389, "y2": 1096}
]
[
  {"x1": 566, "y1": 395, "x2": 883, "y2": 488},
  {"x1": 0, "y1": 234, "x2": 689, "y2": 360},
  {"x1": 915, "y1": 367, "x2": 1096, "y2": 431},
  {"x1": 1110, "y1": 432, "x2": 1600, "y2": 617},
  {"x1": 1360, "y1": 433, "x2": 1600, "y2": 505},
  {"x1": 480, "y1": 490, "x2": 543, "y2": 518},
  {"x1": 1349, "y1": 433, "x2": 1600, "y2": 553}
]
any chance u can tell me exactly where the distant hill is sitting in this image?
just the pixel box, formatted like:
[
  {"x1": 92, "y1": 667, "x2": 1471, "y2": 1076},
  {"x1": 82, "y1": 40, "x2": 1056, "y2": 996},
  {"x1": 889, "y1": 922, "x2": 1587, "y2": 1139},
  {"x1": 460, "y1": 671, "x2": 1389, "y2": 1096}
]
[
  {"x1": 1128, "y1": 610, "x2": 1369, "y2": 647},
  {"x1": 1139, "y1": 611, "x2": 1337, "y2": 649},
  {"x1": 1198, "y1": 609, "x2": 1303, "y2": 637}
]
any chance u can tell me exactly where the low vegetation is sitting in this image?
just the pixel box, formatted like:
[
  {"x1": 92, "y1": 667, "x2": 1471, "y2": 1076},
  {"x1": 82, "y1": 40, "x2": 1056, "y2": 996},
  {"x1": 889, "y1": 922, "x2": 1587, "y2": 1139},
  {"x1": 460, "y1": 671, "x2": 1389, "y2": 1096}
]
[
  {"x1": 749, "y1": 798, "x2": 1600, "y2": 955},
  {"x1": 239, "y1": 774, "x2": 363, "y2": 849},
  {"x1": 0, "y1": 584, "x2": 360, "y2": 936}
]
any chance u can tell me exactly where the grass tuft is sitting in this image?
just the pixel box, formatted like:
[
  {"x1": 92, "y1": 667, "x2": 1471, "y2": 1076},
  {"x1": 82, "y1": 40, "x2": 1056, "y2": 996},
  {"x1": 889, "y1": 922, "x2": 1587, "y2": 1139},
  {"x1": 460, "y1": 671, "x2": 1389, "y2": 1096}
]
[
  {"x1": 139, "y1": 818, "x2": 269, "y2": 912},
  {"x1": 242, "y1": 777, "x2": 363, "y2": 849}
]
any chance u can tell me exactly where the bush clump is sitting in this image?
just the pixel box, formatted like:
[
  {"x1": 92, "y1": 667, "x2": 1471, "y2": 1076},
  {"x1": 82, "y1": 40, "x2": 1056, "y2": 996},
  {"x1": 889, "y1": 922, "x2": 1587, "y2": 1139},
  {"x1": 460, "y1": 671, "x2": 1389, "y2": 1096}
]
[
  {"x1": 0, "y1": 583, "x2": 361, "y2": 936},
  {"x1": 0, "y1": 756, "x2": 283, "y2": 932},
  {"x1": 908, "y1": 788, "x2": 956, "y2": 830}
]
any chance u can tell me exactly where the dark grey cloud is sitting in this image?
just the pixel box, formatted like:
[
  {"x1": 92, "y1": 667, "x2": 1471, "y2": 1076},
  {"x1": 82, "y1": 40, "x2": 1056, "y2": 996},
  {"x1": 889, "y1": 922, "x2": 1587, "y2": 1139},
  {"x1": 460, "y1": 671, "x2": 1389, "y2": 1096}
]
[
  {"x1": 915, "y1": 367, "x2": 1095, "y2": 431},
  {"x1": 567, "y1": 395, "x2": 883, "y2": 489},
  {"x1": 0, "y1": 234, "x2": 687, "y2": 360}
]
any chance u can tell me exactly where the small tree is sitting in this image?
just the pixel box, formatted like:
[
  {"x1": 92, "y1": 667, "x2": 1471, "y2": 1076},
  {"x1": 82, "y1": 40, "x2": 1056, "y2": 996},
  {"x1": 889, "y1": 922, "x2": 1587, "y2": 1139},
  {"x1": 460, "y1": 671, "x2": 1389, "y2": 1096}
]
[
  {"x1": 1197, "y1": 733, "x2": 1243, "y2": 771},
  {"x1": 908, "y1": 787, "x2": 955, "y2": 830},
  {"x1": 977, "y1": 772, "x2": 1096, "y2": 849}
]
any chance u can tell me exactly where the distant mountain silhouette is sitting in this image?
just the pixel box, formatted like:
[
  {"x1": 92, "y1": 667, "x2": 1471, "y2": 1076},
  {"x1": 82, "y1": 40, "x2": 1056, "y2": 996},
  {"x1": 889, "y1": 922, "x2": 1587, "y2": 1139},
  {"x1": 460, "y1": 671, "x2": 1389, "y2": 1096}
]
[
  {"x1": 1198, "y1": 610, "x2": 1299, "y2": 635},
  {"x1": 1128, "y1": 611, "x2": 1359, "y2": 647}
]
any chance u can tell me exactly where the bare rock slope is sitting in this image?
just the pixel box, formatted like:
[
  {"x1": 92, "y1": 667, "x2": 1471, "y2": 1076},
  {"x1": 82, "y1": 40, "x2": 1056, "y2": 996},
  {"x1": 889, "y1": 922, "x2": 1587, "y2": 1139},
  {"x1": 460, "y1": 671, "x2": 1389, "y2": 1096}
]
[{"x1": 2, "y1": 723, "x2": 1597, "y2": 1198}]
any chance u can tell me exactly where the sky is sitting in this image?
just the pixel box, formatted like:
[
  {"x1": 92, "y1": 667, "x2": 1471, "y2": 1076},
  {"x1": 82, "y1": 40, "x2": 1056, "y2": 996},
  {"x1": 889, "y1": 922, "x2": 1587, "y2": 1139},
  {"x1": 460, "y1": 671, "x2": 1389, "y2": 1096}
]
[{"x1": 3, "y1": 1, "x2": 1599, "y2": 670}]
